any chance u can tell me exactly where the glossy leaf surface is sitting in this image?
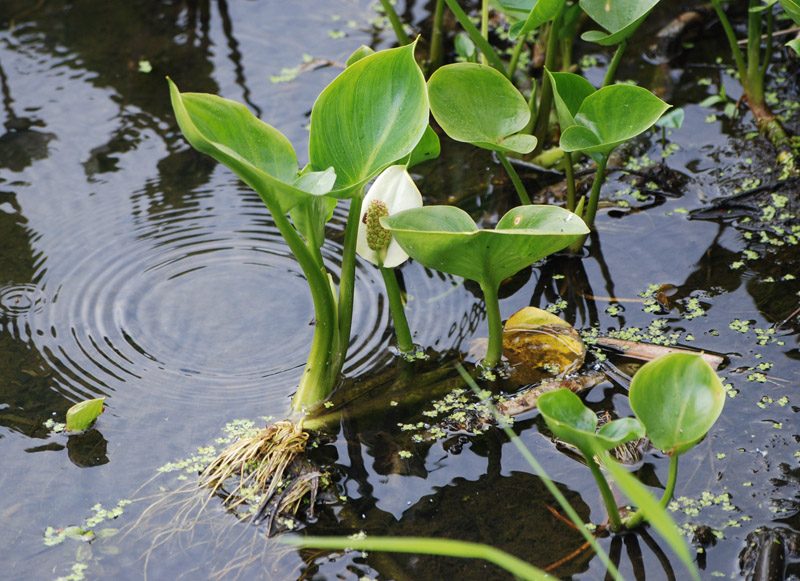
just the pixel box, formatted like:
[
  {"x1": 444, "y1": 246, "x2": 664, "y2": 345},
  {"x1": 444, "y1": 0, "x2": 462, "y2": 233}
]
[
  {"x1": 546, "y1": 70, "x2": 595, "y2": 130},
  {"x1": 560, "y1": 84, "x2": 670, "y2": 157},
  {"x1": 65, "y1": 397, "x2": 105, "y2": 432},
  {"x1": 579, "y1": 0, "x2": 660, "y2": 45},
  {"x1": 509, "y1": 0, "x2": 566, "y2": 40},
  {"x1": 382, "y1": 205, "x2": 588, "y2": 289},
  {"x1": 629, "y1": 353, "x2": 725, "y2": 456},
  {"x1": 428, "y1": 63, "x2": 536, "y2": 154},
  {"x1": 309, "y1": 43, "x2": 428, "y2": 195},
  {"x1": 538, "y1": 389, "x2": 644, "y2": 454},
  {"x1": 169, "y1": 79, "x2": 321, "y2": 215}
]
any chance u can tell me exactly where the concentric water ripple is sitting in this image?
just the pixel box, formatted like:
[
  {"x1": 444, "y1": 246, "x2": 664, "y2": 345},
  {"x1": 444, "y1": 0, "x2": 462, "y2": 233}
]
[{"x1": 23, "y1": 186, "x2": 411, "y2": 406}]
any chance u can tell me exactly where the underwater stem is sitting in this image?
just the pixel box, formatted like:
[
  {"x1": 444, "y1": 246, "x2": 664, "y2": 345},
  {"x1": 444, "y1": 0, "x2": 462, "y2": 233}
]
[
  {"x1": 380, "y1": 266, "x2": 414, "y2": 353},
  {"x1": 497, "y1": 152, "x2": 532, "y2": 205}
]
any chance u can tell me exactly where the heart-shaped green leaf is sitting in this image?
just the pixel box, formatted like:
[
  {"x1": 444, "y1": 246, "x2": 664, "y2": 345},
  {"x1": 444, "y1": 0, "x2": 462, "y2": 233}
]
[
  {"x1": 65, "y1": 397, "x2": 105, "y2": 432},
  {"x1": 655, "y1": 107, "x2": 684, "y2": 130},
  {"x1": 509, "y1": 0, "x2": 566, "y2": 40},
  {"x1": 381, "y1": 205, "x2": 588, "y2": 289},
  {"x1": 579, "y1": 0, "x2": 660, "y2": 46},
  {"x1": 309, "y1": 43, "x2": 429, "y2": 196},
  {"x1": 629, "y1": 353, "x2": 725, "y2": 457},
  {"x1": 428, "y1": 63, "x2": 536, "y2": 154},
  {"x1": 538, "y1": 389, "x2": 644, "y2": 455},
  {"x1": 546, "y1": 70, "x2": 596, "y2": 130},
  {"x1": 560, "y1": 84, "x2": 670, "y2": 157},
  {"x1": 169, "y1": 79, "x2": 323, "y2": 215}
]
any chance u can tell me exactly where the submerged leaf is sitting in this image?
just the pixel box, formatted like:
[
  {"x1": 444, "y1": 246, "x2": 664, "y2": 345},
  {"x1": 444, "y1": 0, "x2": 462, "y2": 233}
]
[
  {"x1": 503, "y1": 307, "x2": 585, "y2": 384},
  {"x1": 65, "y1": 397, "x2": 105, "y2": 432}
]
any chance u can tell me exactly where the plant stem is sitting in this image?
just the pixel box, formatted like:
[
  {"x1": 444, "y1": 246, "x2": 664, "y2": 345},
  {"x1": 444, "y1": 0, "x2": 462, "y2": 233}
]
[
  {"x1": 497, "y1": 152, "x2": 532, "y2": 205},
  {"x1": 330, "y1": 195, "x2": 364, "y2": 383},
  {"x1": 457, "y1": 365, "x2": 625, "y2": 581},
  {"x1": 625, "y1": 454, "x2": 679, "y2": 529},
  {"x1": 379, "y1": 266, "x2": 414, "y2": 353},
  {"x1": 659, "y1": 454, "x2": 679, "y2": 510},
  {"x1": 585, "y1": 454, "x2": 623, "y2": 531},
  {"x1": 564, "y1": 151, "x2": 576, "y2": 212},
  {"x1": 429, "y1": 0, "x2": 445, "y2": 73},
  {"x1": 711, "y1": 0, "x2": 748, "y2": 83},
  {"x1": 582, "y1": 154, "x2": 609, "y2": 229},
  {"x1": 269, "y1": 212, "x2": 337, "y2": 411},
  {"x1": 507, "y1": 31, "x2": 527, "y2": 79},
  {"x1": 481, "y1": 0, "x2": 489, "y2": 66},
  {"x1": 479, "y1": 281, "x2": 503, "y2": 368},
  {"x1": 602, "y1": 39, "x2": 626, "y2": 87},
  {"x1": 443, "y1": 0, "x2": 506, "y2": 74},
  {"x1": 532, "y1": 11, "x2": 562, "y2": 157},
  {"x1": 379, "y1": 0, "x2": 410, "y2": 46}
]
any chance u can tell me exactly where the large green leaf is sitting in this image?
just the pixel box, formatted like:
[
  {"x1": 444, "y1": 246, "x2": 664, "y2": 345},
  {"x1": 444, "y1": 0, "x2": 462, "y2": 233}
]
[
  {"x1": 309, "y1": 43, "x2": 429, "y2": 195},
  {"x1": 381, "y1": 205, "x2": 587, "y2": 289},
  {"x1": 629, "y1": 353, "x2": 725, "y2": 456},
  {"x1": 579, "y1": 0, "x2": 660, "y2": 45},
  {"x1": 545, "y1": 69, "x2": 596, "y2": 130},
  {"x1": 560, "y1": 84, "x2": 670, "y2": 157},
  {"x1": 508, "y1": 0, "x2": 566, "y2": 39},
  {"x1": 168, "y1": 79, "x2": 327, "y2": 215},
  {"x1": 538, "y1": 389, "x2": 644, "y2": 455},
  {"x1": 493, "y1": 0, "x2": 536, "y2": 21},
  {"x1": 779, "y1": 0, "x2": 800, "y2": 22},
  {"x1": 65, "y1": 397, "x2": 105, "y2": 432},
  {"x1": 428, "y1": 63, "x2": 537, "y2": 155}
]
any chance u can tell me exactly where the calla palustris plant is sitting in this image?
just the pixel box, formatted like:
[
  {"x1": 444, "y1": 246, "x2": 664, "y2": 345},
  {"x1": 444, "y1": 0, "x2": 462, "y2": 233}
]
[
  {"x1": 538, "y1": 353, "x2": 724, "y2": 539},
  {"x1": 427, "y1": 62, "x2": 537, "y2": 205},
  {"x1": 170, "y1": 42, "x2": 429, "y2": 410},
  {"x1": 382, "y1": 204, "x2": 588, "y2": 368},
  {"x1": 548, "y1": 70, "x2": 670, "y2": 229},
  {"x1": 168, "y1": 42, "x2": 430, "y2": 513}
]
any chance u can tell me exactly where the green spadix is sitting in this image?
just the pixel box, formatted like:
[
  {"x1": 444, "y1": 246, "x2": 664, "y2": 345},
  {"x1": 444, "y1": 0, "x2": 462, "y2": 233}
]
[{"x1": 382, "y1": 205, "x2": 588, "y2": 367}]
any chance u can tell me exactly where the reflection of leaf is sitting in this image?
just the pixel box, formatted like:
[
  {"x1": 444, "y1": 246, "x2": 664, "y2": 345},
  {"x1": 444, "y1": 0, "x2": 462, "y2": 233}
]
[{"x1": 65, "y1": 398, "x2": 105, "y2": 432}]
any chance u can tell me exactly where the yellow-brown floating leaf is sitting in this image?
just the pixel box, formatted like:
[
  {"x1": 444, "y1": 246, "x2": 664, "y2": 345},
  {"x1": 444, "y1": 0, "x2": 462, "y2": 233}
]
[{"x1": 503, "y1": 307, "x2": 585, "y2": 385}]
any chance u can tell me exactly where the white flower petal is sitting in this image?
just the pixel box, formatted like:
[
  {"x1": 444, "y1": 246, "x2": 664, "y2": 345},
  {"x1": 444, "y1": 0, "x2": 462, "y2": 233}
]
[{"x1": 356, "y1": 165, "x2": 423, "y2": 268}]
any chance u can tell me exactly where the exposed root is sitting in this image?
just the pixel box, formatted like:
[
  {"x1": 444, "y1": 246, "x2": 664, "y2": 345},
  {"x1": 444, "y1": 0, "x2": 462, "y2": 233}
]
[{"x1": 200, "y1": 420, "x2": 319, "y2": 525}]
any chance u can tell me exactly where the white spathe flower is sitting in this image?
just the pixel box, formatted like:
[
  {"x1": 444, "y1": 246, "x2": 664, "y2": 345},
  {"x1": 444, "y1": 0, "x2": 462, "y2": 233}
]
[{"x1": 357, "y1": 165, "x2": 423, "y2": 268}]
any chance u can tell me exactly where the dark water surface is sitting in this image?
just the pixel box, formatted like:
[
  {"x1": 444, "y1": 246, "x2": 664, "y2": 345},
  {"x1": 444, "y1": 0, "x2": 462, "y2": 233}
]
[{"x1": 1, "y1": 1, "x2": 799, "y2": 579}]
